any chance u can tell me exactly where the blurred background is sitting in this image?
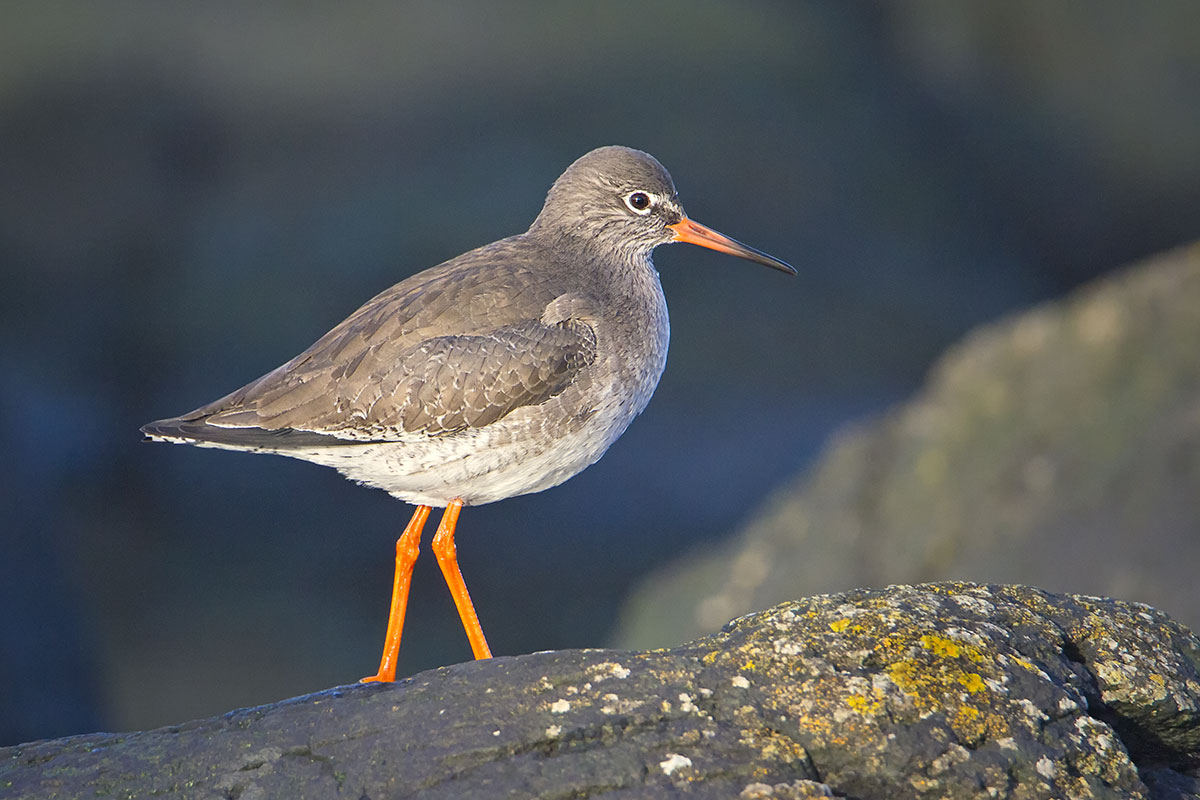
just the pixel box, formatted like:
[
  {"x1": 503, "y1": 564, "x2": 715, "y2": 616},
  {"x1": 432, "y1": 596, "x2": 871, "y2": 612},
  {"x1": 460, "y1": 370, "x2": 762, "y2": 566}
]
[{"x1": 2, "y1": 1, "x2": 1199, "y2": 745}]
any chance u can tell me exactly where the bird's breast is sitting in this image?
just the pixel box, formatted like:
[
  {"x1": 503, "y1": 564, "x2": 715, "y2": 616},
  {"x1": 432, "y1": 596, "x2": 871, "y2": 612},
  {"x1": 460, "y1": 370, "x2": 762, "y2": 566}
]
[{"x1": 588, "y1": 262, "x2": 670, "y2": 417}]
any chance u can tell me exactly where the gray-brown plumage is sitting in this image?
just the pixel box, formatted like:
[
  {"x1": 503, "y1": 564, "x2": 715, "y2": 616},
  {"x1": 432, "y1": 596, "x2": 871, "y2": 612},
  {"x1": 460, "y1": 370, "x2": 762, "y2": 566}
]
[
  {"x1": 144, "y1": 145, "x2": 793, "y2": 508},
  {"x1": 143, "y1": 145, "x2": 793, "y2": 677}
]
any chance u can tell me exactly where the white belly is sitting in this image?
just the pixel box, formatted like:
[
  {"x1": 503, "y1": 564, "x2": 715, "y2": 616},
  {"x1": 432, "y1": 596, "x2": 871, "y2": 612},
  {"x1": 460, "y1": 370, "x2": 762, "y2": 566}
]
[{"x1": 286, "y1": 378, "x2": 649, "y2": 506}]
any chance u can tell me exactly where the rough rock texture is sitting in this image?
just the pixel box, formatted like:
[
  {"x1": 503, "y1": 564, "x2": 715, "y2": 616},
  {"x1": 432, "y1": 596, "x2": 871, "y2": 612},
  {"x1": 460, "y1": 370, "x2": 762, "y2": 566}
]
[
  {"x1": 3, "y1": 583, "x2": 1199, "y2": 799},
  {"x1": 616, "y1": 242, "x2": 1200, "y2": 651}
]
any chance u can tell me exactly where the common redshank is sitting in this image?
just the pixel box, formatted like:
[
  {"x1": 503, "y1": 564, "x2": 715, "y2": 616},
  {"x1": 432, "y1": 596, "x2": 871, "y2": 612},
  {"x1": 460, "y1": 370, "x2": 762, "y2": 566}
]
[{"x1": 142, "y1": 146, "x2": 794, "y2": 682}]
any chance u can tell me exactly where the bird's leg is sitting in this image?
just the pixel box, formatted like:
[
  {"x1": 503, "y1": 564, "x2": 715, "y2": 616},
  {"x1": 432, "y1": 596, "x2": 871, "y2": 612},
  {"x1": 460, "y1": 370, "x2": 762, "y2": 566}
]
[
  {"x1": 361, "y1": 504, "x2": 431, "y2": 683},
  {"x1": 431, "y1": 499, "x2": 493, "y2": 660}
]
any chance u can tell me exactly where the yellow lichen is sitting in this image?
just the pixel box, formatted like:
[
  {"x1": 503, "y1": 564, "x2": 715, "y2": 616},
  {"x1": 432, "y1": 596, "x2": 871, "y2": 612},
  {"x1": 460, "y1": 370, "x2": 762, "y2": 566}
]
[
  {"x1": 921, "y1": 634, "x2": 963, "y2": 659},
  {"x1": 829, "y1": 618, "x2": 851, "y2": 633},
  {"x1": 920, "y1": 634, "x2": 987, "y2": 664},
  {"x1": 887, "y1": 660, "x2": 921, "y2": 693},
  {"x1": 955, "y1": 705, "x2": 980, "y2": 722},
  {"x1": 1010, "y1": 655, "x2": 1037, "y2": 672},
  {"x1": 952, "y1": 705, "x2": 987, "y2": 740},
  {"x1": 958, "y1": 672, "x2": 986, "y2": 693},
  {"x1": 846, "y1": 693, "x2": 884, "y2": 715}
]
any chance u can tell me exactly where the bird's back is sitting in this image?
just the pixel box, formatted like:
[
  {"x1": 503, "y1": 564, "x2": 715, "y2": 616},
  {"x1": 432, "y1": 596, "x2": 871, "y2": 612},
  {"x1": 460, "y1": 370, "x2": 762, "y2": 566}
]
[{"x1": 142, "y1": 228, "x2": 670, "y2": 504}]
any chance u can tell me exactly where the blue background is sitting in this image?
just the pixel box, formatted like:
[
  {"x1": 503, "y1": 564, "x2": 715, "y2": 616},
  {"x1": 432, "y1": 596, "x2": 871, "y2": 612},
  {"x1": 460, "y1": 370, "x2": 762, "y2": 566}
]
[{"x1": 2, "y1": 1, "x2": 1198, "y2": 744}]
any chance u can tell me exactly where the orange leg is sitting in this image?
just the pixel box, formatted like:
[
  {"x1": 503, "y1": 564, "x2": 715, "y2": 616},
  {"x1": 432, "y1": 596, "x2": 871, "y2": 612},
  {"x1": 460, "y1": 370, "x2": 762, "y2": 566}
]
[
  {"x1": 361, "y1": 504, "x2": 431, "y2": 683},
  {"x1": 431, "y1": 499, "x2": 493, "y2": 660}
]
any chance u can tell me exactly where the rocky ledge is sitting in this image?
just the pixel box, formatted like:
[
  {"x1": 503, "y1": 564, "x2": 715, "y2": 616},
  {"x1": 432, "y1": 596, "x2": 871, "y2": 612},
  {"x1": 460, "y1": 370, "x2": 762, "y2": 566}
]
[
  {"x1": 616, "y1": 242, "x2": 1200, "y2": 651},
  {"x1": 3, "y1": 583, "x2": 1199, "y2": 799}
]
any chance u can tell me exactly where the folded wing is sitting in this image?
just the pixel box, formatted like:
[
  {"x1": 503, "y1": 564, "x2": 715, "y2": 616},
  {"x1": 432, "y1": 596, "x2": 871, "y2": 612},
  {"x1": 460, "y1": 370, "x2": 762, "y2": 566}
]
[{"x1": 144, "y1": 312, "x2": 599, "y2": 448}]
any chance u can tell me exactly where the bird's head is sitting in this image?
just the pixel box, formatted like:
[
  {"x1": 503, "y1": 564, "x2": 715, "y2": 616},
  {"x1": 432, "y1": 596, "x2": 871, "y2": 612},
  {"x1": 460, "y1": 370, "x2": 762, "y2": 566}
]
[{"x1": 531, "y1": 145, "x2": 794, "y2": 275}]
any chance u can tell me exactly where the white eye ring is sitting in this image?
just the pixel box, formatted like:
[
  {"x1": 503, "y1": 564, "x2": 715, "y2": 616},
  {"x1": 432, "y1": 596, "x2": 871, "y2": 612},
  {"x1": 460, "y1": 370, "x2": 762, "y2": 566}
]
[{"x1": 624, "y1": 191, "x2": 655, "y2": 215}]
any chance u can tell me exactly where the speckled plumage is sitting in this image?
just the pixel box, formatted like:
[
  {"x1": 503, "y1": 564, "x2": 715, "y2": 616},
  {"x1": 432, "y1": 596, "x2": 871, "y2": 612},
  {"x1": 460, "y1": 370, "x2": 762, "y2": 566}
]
[
  {"x1": 144, "y1": 146, "x2": 794, "y2": 675},
  {"x1": 143, "y1": 146, "x2": 792, "y2": 507}
]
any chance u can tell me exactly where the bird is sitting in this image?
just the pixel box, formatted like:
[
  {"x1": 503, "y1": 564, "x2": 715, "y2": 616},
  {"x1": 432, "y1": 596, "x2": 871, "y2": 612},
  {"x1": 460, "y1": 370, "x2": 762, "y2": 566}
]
[{"x1": 142, "y1": 145, "x2": 794, "y2": 683}]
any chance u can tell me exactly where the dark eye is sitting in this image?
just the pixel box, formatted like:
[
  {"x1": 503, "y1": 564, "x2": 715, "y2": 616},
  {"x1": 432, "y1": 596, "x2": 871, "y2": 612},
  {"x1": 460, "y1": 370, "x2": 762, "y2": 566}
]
[{"x1": 624, "y1": 191, "x2": 653, "y2": 215}]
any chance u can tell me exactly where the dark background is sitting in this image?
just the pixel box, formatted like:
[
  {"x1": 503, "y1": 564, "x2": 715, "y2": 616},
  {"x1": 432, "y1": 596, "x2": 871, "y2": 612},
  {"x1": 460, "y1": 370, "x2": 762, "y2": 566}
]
[{"x1": 3, "y1": 1, "x2": 1198, "y2": 745}]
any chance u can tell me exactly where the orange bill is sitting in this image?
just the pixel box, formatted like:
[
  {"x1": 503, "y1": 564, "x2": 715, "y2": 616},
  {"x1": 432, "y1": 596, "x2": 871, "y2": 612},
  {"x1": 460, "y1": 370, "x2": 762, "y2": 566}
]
[{"x1": 668, "y1": 217, "x2": 796, "y2": 275}]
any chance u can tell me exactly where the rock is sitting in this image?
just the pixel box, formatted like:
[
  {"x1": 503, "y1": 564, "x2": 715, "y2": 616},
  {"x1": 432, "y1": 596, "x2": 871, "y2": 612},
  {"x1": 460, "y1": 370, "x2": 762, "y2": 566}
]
[
  {"x1": 3, "y1": 583, "x2": 1198, "y2": 799},
  {"x1": 615, "y1": 242, "x2": 1200, "y2": 650}
]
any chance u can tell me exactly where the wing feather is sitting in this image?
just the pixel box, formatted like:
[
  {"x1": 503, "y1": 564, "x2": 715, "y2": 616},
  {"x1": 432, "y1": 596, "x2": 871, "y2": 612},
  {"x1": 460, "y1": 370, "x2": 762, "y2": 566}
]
[
  {"x1": 142, "y1": 236, "x2": 603, "y2": 448},
  {"x1": 150, "y1": 316, "x2": 597, "y2": 446}
]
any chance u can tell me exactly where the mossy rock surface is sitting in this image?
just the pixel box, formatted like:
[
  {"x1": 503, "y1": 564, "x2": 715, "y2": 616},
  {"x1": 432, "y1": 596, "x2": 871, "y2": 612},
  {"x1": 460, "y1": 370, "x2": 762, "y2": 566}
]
[{"x1": 4, "y1": 582, "x2": 1199, "y2": 798}]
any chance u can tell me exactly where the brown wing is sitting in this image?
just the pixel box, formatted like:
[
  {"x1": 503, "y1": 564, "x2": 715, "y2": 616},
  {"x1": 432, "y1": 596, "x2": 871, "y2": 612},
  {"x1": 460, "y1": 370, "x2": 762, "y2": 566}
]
[
  {"x1": 142, "y1": 235, "x2": 604, "y2": 448},
  {"x1": 202, "y1": 317, "x2": 597, "y2": 439}
]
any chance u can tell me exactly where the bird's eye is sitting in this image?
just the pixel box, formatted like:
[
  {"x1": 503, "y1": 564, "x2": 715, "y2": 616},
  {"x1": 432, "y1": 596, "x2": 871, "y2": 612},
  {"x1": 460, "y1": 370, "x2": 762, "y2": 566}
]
[{"x1": 624, "y1": 191, "x2": 654, "y2": 215}]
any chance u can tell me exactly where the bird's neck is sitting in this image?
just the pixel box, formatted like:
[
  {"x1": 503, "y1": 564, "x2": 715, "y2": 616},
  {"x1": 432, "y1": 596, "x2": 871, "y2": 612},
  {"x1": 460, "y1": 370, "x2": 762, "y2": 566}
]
[{"x1": 526, "y1": 225, "x2": 657, "y2": 287}]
